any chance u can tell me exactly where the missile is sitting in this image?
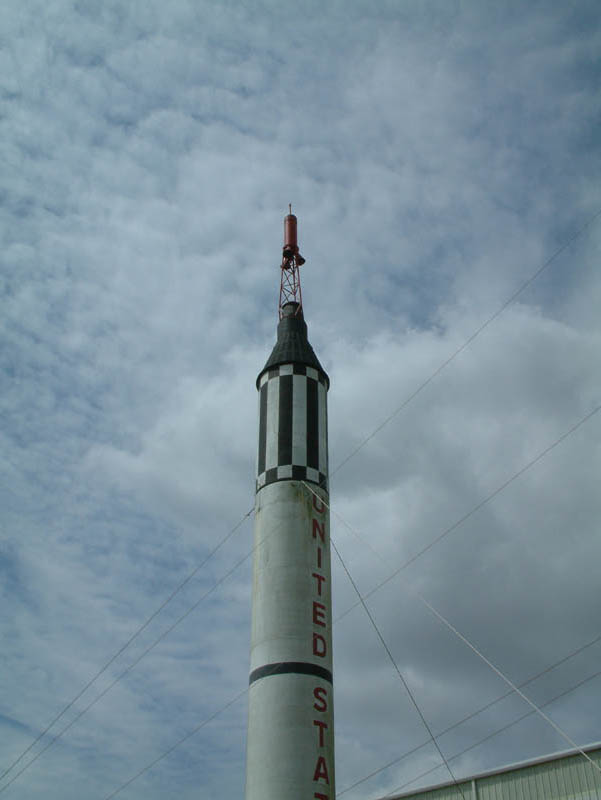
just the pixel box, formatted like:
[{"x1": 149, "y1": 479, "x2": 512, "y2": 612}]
[{"x1": 245, "y1": 214, "x2": 335, "y2": 800}]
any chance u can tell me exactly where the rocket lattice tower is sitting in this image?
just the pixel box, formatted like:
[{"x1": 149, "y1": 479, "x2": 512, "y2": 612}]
[{"x1": 245, "y1": 211, "x2": 335, "y2": 799}]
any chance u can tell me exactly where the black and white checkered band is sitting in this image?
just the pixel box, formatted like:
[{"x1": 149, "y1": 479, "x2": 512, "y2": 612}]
[{"x1": 256, "y1": 364, "x2": 329, "y2": 493}]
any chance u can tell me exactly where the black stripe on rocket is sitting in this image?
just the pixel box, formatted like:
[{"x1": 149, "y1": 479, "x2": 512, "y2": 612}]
[
  {"x1": 256, "y1": 365, "x2": 328, "y2": 492},
  {"x1": 249, "y1": 661, "x2": 333, "y2": 686},
  {"x1": 278, "y1": 374, "x2": 293, "y2": 466},
  {"x1": 257, "y1": 381, "x2": 268, "y2": 477},
  {"x1": 306, "y1": 377, "x2": 319, "y2": 471}
]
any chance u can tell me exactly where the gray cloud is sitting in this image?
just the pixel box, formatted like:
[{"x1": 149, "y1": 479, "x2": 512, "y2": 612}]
[{"x1": 1, "y1": 0, "x2": 600, "y2": 798}]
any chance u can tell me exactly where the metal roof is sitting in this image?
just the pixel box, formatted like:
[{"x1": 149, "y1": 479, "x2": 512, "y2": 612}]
[{"x1": 383, "y1": 742, "x2": 601, "y2": 799}]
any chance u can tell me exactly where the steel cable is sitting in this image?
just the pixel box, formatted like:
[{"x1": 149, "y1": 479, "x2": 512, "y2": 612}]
[{"x1": 337, "y1": 631, "x2": 601, "y2": 796}]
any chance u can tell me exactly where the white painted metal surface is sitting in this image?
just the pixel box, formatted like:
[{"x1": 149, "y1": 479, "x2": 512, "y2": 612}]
[{"x1": 245, "y1": 479, "x2": 335, "y2": 800}]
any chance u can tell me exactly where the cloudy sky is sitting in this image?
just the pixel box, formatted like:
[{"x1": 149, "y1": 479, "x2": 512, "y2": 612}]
[{"x1": 2, "y1": 1, "x2": 601, "y2": 798}]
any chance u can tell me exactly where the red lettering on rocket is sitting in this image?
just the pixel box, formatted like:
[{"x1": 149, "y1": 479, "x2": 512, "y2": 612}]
[
  {"x1": 313, "y1": 686, "x2": 328, "y2": 712},
  {"x1": 313, "y1": 719, "x2": 328, "y2": 747},
  {"x1": 312, "y1": 572, "x2": 326, "y2": 595},
  {"x1": 312, "y1": 518, "x2": 325, "y2": 543},
  {"x1": 313, "y1": 495, "x2": 326, "y2": 514},
  {"x1": 310, "y1": 493, "x2": 333, "y2": 798},
  {"x1": 313, "y1": 756, "x2": 330, "y2": 784},
  {"x1": 313, "y1": 601, "x2": 326, "y2": 627},
  {"x1": 313, "y1": 632, "x2": 327, "y2": 657}
]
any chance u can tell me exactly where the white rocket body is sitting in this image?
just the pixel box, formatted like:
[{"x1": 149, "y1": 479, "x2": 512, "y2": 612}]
[{"x1": 245, "y1": 305, "x2": 335, "y2": 800}]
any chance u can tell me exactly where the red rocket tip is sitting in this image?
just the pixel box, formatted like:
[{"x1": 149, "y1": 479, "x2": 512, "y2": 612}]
[{"x1": 283, "y1": 210, "x2": 298, "y2": 254}]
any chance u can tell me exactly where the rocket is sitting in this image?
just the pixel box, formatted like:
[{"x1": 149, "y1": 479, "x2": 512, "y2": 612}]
[{"x1": 245, "y1": 211, "x2": 335, "y2": 800}]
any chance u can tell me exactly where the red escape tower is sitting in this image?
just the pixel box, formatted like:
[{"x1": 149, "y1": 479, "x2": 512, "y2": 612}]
[{"x1": 279, "y1": 205, "x2": 306, "y2": 318}]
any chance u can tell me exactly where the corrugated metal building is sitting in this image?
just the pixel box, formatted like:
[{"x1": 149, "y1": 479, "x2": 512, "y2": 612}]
[{"x1": 384, "y1": 743, "x2": 601, "y2": 799}]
